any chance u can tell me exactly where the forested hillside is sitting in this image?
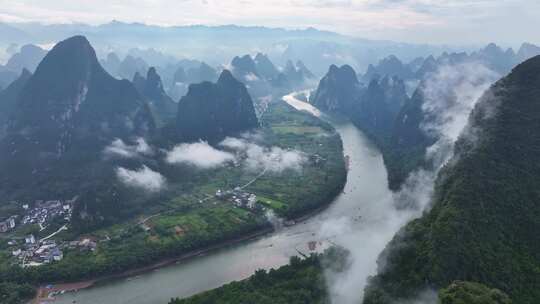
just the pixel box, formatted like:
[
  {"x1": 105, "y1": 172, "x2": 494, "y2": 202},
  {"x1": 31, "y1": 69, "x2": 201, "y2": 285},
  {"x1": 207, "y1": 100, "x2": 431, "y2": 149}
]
[
  {"x1": 169, "y1": 255, "x2": 329, "y2": 304},
  {"x1": 363, "y1": 55, "x2": 540, "y2": 304}
]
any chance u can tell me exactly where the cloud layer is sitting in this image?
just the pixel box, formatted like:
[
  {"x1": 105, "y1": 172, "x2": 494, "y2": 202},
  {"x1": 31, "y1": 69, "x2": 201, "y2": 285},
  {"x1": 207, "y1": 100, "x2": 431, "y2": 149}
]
[
  {"x1": 165, "y1": 141, "x2": 235, "y2": 169},
  {"x1": 104, "y1": 138, "x2": 153, "y2": 158},
  {"x1": 421, "y1": 62, "x2": 499, "y2": 169},
  {"x1": 221, "y1": 137, "x2": 306, "y2": 173},
  {"x1": 116, "y1": 165, "x2": 166, "y2": 192}
]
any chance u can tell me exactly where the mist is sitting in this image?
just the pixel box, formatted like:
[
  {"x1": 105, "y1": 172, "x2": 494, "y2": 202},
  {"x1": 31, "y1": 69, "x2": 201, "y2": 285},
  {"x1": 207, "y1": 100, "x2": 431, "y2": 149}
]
[
  {"x1": 103, "y1": 138, "x2": 153, "y2": 159},
  {"x1": 321, "y1": 62, "x2": 499, "y2": 304},
  {"x1": 165, "y1": 141, "x2": 235, "y2": 169},
  {"x1": 116, "y1": 165, "x2": 166, "y2": 192},
  {"x1": 220, "y1": 136, "x2": 306, "y2": 173}
]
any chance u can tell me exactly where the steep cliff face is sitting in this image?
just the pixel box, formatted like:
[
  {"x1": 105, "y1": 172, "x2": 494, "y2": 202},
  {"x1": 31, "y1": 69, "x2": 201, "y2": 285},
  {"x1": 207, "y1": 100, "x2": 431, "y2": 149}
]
[
  {"x1": 353, "y1": 76, "x2": 408, "y2": 139},
  {"x1": 0, "y1": 36, "x2": 155, "y2": 203},
  {"x1": 312, "y1": 65, "x2": 413, "y2": 188},
  {"x1": 231, "y1": 55, "x2": 259, "y2": 81},
  {"x1": 384, "y1": 86, "x2": 437, "y2": 189},
  {"x1": 254, "y1": 53, "x2": 279, "y2": 80},
  {"x1": 0, "y1": 69, "x2": 31, "y2": 138},
  {"x1": 176, "y1": 70, "x2": 259, "y2": 142},
  {"x1": 133, "y1": 67, "x2": 177, "y2": 125},
  {"x1": 4, "y1": 35, "x2": 154, "y2": 159},
  {"x1": 310, "y1": 64, "x2": 362, "y2": 112},
  {"x1": 363, "y1": 55, "x2": 540, "y2": 304}
]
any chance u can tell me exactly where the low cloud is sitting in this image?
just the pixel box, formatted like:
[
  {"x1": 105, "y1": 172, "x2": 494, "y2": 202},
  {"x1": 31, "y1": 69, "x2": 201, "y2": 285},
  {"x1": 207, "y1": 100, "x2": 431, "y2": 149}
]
[
  {"x1": 244, "y1": 72, "x2": 260, "y2": 82},
  {"x1": 165, "y1": 141, "x2": 235, "y2": 169},
  {"x1": 220, "y1": 137, "x2": 306, "y2": 173},
  {"x1": 321, "y1": 62, "x2": 499, "y2": 304},
  {"x1": 104, "y1": 138, "x2": 153, "y2": 158},
  {"x1": 116, "y1": 165, "x2": 166, "y2": 192},
  {"x1": 420, "y1": 62, "x2": 498, "y2": 171}
]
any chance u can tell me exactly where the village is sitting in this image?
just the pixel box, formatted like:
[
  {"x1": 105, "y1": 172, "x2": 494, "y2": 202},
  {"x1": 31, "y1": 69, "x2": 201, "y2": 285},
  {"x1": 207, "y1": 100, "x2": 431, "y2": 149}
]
[
  {"x1": 215, "y1": 188, "x2": 259, "y2": 210},
  {"x1": 0, "y1": 197, "x2": 98, "y2": 268}
]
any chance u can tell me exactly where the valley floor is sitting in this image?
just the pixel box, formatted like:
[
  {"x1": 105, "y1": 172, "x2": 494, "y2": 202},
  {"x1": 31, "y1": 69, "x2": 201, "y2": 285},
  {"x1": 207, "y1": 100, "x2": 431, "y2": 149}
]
[{"x1": 0, "y1": 98, "x2": 347, "y2": 304}]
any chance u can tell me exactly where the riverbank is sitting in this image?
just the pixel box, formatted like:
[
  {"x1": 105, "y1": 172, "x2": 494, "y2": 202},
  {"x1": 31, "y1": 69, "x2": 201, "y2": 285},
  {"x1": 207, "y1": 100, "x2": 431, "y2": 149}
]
[
  {"x1": 36, "y1": 97, "x2": 349, "y2": 304},
  {"x1": 49, "y1": 109, "x2": 384, "y2": 304},
  {"x1": 32, "y1": 183, "x2": 350, "y2": 302},
  {"x1": 31, "y1": 226, "x2": 273, "y2": 302}
]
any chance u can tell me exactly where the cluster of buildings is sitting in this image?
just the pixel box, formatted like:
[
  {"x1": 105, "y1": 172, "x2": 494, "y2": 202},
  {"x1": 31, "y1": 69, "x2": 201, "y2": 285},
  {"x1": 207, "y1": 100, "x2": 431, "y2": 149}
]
[
  {"x1": 21, "y1": 198, "x2": 75, "y2": 230},
  {"x1": 12, "y1": 238, "x2": 64, "y2": 267},
  {"x1": 0, "y1": 216, "x2": 17, "y2": 232},
  {"x1": 215, "y1": 188, "x2": 258, "y2": 210},
  {"x1": 0, "y1": 197, "x2": 80, "y2": 267},
  {"x1": 67, "y1": 237, "x2": 98, "y2": 252},
  {"x1": 11, "y1": 235, "x2": 97, "y2": 267}
]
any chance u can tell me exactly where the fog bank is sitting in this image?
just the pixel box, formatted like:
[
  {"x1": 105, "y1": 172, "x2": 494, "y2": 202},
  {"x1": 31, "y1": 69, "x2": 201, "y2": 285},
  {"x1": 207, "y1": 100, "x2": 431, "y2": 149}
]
[{"x1": 322, "y1": 62, "x2": 498, "y2": 304}]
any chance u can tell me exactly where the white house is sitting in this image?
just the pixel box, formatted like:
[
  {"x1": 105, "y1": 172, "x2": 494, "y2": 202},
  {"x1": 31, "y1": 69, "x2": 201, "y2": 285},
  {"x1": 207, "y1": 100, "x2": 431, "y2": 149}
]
[{"x1": 25, "y1": 234, "x2": 36, "y2": 244}]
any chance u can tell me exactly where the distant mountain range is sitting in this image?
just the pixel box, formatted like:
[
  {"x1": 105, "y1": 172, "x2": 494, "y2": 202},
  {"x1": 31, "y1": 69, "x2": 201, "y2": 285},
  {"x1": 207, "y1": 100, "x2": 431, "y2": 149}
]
[
  {"x1": 0, "y1": 21, "x2": 482, "y2": 76},
  {"x1": 2, "y1": 35, "x2": 538, "y2": 196},
  {"x1": 0, "y1": 44, "x2": 46, "y2": 89},
  {"x1": 230, "y1": 53, "x2": 315, "y2": 100},
  {"x1": 362, "y1": 42, "x2": 540, "y2": 83}
]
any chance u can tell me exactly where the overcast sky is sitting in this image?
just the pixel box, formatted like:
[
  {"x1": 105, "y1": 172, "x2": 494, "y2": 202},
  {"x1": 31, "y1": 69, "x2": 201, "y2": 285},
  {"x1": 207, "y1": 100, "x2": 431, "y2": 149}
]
[{"x1": 0, "y1": 0, "x2": 538, "y2": 46}]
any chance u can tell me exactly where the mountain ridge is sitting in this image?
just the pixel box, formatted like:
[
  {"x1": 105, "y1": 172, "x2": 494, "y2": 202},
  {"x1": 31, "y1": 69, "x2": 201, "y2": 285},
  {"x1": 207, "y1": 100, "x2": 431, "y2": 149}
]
[
  {"x1": 363, "y1": 55, "x2": 540, "y2": 304},
  {"x1": 176, "y1": 69, "x2": 259, "y2": 142}
]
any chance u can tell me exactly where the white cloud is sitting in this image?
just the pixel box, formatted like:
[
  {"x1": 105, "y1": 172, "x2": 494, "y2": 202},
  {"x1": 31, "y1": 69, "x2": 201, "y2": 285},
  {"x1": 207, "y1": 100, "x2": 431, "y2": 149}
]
[
  {"x1": 420, "y1": 62, "x2": 498, "y2": 168},
  {"x1": 244, "y1": 72, "x2": 259, "y2": 82},
  {"x1": 104, "y1": 138, "x2": 153, "y2": 158},
  {"x1": 116, "y1": 165, "x2": 166, "y2": 192},
  {"x1": 220, "y1": 137, "x2": 306, "y2": 173},
  {"x1": 165, "y1": 141, "x2": 235, "y2": 169}
]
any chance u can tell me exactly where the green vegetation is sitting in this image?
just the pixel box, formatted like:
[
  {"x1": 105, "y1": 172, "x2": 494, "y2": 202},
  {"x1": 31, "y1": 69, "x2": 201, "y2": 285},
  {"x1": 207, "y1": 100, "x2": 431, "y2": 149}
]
[
  {"x1": 363, "y1": 56, "x2": 540, "y2": 304},
  {"x1": 438, "y1": 281, "x2": 512, "y2": 304},
  {"x1": 271, "y1": 125, "x2": 324, "y2": 135},
  {"x1": 250, "y1": 101, "x2": 346, "y2": 218},
  {"x1": 257, "y1": 196, "x2": 286, "y2": 211},
  {"x1": 168, "y1": 247, "x2": 349, "y2": 304},
  {"x1": 0, "y1": 99, "x2": 346, "y2": 303},
  {"x1": 170, "y1": 255, "x2": 328, "y2": 304},
  {"x1": 0, "y1": 282, "x2": 35, "y2": 304}
]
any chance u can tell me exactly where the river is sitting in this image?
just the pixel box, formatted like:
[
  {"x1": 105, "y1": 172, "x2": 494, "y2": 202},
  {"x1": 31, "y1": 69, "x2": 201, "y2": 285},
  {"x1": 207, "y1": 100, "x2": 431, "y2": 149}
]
[{"x1": 55, "y1": 94, "x2": 393, "y2": 304}]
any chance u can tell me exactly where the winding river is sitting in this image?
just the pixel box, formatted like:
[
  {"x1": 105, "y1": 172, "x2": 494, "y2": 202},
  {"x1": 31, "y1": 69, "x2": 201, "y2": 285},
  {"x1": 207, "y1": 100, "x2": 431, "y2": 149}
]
[{"x1": 55, "y1": 94, "x2": 393, "y2": 304}]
